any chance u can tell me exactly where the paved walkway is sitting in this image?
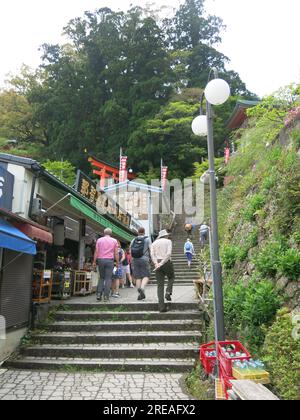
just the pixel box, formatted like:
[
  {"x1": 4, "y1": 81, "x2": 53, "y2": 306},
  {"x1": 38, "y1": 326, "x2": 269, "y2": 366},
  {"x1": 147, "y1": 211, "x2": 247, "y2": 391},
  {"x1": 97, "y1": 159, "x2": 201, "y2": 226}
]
[
  {"x1": 0, "y1": 369, "x2": 192, "y2": 400},
  {"x1": 61, "y1": 284, "x2": 197, "y2": 305},
  {"x1": 0, "y1": 286, "x2": 198, "y2": 400}
]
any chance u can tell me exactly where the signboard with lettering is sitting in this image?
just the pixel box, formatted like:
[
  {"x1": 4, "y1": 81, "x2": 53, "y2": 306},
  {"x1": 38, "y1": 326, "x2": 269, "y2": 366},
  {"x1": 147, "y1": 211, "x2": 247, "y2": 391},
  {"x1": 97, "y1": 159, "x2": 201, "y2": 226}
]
[
  {"x1": 0, "y1": 166, "x2": 14, "y2": 211},
  {"x1": 75, "y1": 170, "x2": 132, "y2": 229},
  {"x1": 75, "y1": 171, "x2": 98, "y2": 206}
]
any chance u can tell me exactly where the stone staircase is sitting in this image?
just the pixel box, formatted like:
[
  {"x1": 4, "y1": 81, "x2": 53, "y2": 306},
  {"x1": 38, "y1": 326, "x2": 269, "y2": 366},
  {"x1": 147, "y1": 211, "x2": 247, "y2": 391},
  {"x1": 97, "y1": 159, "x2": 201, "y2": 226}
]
[
  {"x1": 6, "y1": 216, "x2": 204, "y2": 374},
  {"x1": 6, "y1": 301, "x2": 203, "y2": 373},
  {"x1": 150, "y1": 225, "x2": 202, "y2": 286}
]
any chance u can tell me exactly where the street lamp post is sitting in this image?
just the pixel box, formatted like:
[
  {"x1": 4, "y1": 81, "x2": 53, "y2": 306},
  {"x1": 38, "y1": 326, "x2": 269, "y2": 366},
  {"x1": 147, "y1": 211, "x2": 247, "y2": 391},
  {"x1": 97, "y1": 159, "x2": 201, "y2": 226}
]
[{"x1": 192, "y1": 68, "x2": 230, "y2": 343}]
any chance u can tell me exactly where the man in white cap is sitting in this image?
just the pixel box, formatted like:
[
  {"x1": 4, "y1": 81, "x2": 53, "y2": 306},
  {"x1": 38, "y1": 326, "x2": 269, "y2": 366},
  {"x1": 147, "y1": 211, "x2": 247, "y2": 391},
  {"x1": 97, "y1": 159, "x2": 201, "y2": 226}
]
[{"x1": 151, "y1": 229, "x2": 175, "y2": 313}]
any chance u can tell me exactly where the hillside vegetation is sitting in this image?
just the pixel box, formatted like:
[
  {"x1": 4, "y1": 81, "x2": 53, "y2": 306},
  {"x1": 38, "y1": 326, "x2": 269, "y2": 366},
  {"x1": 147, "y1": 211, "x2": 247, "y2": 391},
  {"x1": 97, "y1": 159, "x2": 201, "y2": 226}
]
[{"x1": 215, "y1": 88, "x2": 300, "y2": 400}]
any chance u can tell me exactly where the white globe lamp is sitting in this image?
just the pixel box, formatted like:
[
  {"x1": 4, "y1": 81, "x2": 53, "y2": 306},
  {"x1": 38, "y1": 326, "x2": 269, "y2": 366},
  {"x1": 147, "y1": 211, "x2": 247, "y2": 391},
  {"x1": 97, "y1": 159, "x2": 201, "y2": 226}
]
[
  {"x1": 192, "y1": 115, "x2": 208, "y2": 136},
  {"x1": 204, "y1": 78, "x2": 230, "y2": 105}
]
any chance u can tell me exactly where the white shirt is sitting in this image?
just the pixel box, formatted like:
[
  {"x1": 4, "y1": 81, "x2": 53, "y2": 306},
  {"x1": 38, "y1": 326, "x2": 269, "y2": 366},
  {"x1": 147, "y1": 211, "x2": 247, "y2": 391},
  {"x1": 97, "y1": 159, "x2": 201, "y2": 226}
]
[{"x1": 151, "y1": 238, "x2": 172, "y2": 267}]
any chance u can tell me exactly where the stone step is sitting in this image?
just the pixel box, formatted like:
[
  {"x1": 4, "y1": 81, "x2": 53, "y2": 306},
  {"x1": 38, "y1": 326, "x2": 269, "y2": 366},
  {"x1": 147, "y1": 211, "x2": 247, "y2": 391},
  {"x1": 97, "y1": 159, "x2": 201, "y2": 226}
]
[
  {"x1": 22, "y1": 343, "x2": 198, "y2": 359},
  {"x1": 172, "y1": 251, "x2": 201, "y2": 253},
  {"x1": 150, "y1": 283, "x2": 196, "y2": 286},
  {"x1": 33, "y1": 331, "x2": 202, "y2": 345},
  {"x1": 150, "y1": 277, "x2": 197, "y2": 281},
  {"x1": 58, "y1": 302, "x2": 199, "y2": 312},
  {"x1": 150, "y1": 276, "x2": 195, "y2": 286},
  {"x1": 150, "y1": 274, "x2": 197, "y2": 278},
  {"x1": 172, "y1": 252, "x2": 201, "y2": 255},
  {"x1": 5, "y1": 357, "x2": 196, "y2": 373},
  {"x1": 149, "y1": 277, "x2": 196, "y2": 280},
  {"x1": 41, "y1": 319, "x2": 203, "y2": 333},
  {"x1": 54, "y1": 311, "x2": 200, "y2": 322},
  {"x1": 172, "y1": 256, "x2": 201, "y2": 260},
  {"x1": 149, "y1": 282, "x2": 198, "y2": 286},
  {"x1": 172, "y1": 248, "x2": 202, "y2": 251},
  {"x1": 173, "y1": 266, "x2": 200, "y2": 270},
  {"x1": 172, "y1": 272, "x2": 200, "y2": 276}
]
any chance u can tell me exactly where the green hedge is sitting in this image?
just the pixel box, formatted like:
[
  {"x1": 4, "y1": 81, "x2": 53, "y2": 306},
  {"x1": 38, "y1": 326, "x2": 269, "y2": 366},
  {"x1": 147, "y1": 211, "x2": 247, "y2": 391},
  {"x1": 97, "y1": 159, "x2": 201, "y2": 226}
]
[{"x1": 263, "y1": 309, "x2": 300, "y2": 400}]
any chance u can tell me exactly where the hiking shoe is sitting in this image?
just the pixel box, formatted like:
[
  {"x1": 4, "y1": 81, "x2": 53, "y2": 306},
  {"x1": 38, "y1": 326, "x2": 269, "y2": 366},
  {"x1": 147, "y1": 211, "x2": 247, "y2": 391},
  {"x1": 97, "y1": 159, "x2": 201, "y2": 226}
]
[
  {"x1": 159, "y1": 305, "x2": 168, "y2": 313},
  {"x1": 96, "y1": 294, "x2": 102, "y2": 302},
  {"x1": 103, "y1": 296, "x2": 109, "y2": 303},
  {"x1": 137, "y1": 288, "x2": 146, "y2": 301},
  {"x1": 112, "y1": 293, "x2": 120, "y2": 298},
  {"x1": 165, "y1": 293, "x2": 172, "y2": 302}
]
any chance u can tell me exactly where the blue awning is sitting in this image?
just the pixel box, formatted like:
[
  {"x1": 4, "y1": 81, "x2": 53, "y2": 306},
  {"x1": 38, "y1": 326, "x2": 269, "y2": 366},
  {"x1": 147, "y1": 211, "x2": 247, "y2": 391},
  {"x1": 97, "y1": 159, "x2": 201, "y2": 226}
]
[{"x1": 0, "y1": 218, "x2": 36, "y2": 255}]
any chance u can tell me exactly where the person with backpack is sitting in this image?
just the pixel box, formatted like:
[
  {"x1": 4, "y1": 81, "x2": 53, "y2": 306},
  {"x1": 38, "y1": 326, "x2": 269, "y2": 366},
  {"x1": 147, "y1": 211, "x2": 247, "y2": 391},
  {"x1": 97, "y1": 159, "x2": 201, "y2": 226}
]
[
  {"x1": 184, "y1": 223, "x2": 193, "y2": 239},
  {"x1": 199, "y1": 223, "x2": 210, "y2": 248},
  {"x1": 184, "y1": 238, "x2": 195, "y2": 268},
  {"x1": 130, "y1": 227, "x2": 151, "y2": 301}
]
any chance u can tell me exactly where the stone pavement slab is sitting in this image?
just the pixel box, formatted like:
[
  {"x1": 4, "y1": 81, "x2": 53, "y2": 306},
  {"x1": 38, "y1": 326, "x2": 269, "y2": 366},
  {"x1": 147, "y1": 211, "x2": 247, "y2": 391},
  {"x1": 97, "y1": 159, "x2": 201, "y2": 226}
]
[{"x1": 0, "y1": 370, "x2": 192, "y2": 400}]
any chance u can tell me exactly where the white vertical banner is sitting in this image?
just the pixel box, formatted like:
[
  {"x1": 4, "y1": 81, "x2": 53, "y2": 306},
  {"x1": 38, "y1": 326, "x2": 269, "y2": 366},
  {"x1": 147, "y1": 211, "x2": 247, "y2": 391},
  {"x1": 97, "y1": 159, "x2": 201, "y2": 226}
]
[
  {"x1": 119, "y1": 155, "x2": 128, "y2": 183},
  {"x1": 0, "y1": 315, "x2": 6, "y2": 340}
]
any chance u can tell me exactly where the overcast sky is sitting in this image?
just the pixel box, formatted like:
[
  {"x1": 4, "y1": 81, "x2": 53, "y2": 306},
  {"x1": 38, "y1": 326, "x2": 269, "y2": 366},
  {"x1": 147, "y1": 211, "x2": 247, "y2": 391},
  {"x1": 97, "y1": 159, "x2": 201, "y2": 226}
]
[{"x1": 1, "y1": 0, "x2": 300, "y2": 97}]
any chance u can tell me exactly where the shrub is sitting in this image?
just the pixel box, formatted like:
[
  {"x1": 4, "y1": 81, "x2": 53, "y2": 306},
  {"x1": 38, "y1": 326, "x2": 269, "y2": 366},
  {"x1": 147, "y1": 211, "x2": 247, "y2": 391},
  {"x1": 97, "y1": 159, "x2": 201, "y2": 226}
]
[
  {"x1": 246, "y1": 226, "x2": 259, "y2": 249},
  {"x1": 223, "y1": 279, "x2": 282, "y2": 352},
  {"x1": 290, "y1": 128, "x2": 300, "y2": 150},
  {"x1": 243, "y1": 194, "x2": 266, "y2": 222},
  {"x1": 278, "y1": 248, "x2": 300, "y2": 280},
  {"x1": 243, "y1": 280, "x2": 282, "y2": 350},
  {"x1": 222, "y1": 245, "x2": 240, "y2": 269},
  {"x1": 262, "y1": 172, "x2": 277, "y2": 191},
  {"x1": 224, "y1": 281, "x2": 247, "y2": 327},
  {"x1": 291, "y1": 231, "x2": 300, "y2": 246},
  {"x1": 238, "y1": 246, "x2": 249, "y2": 262},
  {"x1": 263, "y1": 309, "x2": 300, "y2": 400},
  {"x1": 185, "y1": 363, "x2": 214, "y2": 400},
  {"x1": 253, "y1": 237, "x2": 287, "y2": 278}
]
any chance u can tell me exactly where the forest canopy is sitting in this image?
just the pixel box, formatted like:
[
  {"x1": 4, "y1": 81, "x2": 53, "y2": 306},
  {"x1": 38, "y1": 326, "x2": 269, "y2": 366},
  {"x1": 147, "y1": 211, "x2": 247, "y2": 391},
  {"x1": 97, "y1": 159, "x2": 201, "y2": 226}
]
[{"x1": 0, "y1": 0, "x2": 256, "y2": 178}]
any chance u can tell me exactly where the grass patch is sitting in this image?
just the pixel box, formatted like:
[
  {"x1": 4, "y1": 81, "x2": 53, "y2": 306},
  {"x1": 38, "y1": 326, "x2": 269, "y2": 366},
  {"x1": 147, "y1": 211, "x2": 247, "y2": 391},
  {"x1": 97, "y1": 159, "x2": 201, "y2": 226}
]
[
  {"x1": 58, "y1": 365, "x2": 105, "y2": 374},
  {"x1": 185, "y1": 363, "x2": 214, "y2": 400}
]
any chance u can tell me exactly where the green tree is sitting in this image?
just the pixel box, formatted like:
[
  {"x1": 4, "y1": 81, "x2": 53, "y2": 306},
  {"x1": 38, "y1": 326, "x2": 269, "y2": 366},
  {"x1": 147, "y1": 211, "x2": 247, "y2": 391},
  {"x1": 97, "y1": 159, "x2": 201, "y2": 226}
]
[
  {"x1": 0, "y1": 90, "x2": 45, "y2": 144},
  {"x1": 128, "y1": 96, "x2": 206, "y2": 178},
  {"x1": 43, "y1": 160, "x2": 76, "y2": 186},
  {"x1": 2, "y1": 1, "x2": 253, "y2": 175}
]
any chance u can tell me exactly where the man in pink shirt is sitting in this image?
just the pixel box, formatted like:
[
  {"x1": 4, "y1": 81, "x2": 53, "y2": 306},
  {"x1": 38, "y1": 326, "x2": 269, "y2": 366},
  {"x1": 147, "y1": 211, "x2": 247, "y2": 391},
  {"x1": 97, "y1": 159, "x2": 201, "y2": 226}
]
[{"x1": 93, "y1": 228, "x2": 119, "y2": 302}]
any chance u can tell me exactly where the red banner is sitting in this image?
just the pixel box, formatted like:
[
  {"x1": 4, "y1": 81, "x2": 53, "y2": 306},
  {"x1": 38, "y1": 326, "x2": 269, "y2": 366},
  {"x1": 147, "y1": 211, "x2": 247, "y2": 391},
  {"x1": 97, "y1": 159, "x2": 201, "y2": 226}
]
[
  {"x1": 161, "y1": 166, "x2": 168, "y2": 191},
  {"x1": 224, "y1": 147, "x2": 230, "y2": 165},
  {"x1": 119, "y1": 156, "x2": 128, "y2": 183}
]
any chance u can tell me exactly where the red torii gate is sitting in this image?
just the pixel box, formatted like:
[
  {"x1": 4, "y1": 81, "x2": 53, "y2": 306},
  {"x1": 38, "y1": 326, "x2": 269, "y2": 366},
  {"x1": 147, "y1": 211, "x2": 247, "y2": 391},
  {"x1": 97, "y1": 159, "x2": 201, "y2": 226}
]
[{"x1": 88, "y1": 156, "x2": 136, "y2": 189}]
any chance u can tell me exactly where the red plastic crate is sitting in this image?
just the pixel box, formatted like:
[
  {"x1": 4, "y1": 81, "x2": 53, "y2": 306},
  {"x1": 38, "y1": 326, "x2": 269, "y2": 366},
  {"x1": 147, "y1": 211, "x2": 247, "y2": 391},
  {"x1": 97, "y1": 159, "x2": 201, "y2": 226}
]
[
  {"x1": 218, "y1": 341, "x2": 251, "y2": 377},
  {"x1": 200, "y1": 342, "x2": 217, "y2": 375},
  {"x1": 219, "y1": 363, "x2": 234, "y2": 400}
]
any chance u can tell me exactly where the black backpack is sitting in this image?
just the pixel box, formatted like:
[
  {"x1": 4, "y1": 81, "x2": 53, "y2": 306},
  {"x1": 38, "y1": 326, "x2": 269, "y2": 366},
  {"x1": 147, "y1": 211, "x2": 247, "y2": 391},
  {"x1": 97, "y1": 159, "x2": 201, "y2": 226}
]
[
  {"x1": 131, "y1": 236, "x2": 147, "y2": 259},
  {"x1": 122, "y1": 254, "x2": 129, "y2": 266}
]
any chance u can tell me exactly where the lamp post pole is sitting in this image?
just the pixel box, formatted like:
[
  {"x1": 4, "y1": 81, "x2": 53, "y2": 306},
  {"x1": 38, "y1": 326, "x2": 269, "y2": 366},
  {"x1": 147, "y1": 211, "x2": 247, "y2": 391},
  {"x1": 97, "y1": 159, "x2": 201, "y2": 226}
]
[
  {"x1": 206, "y1": 98, "x2": 225, "y2": 342},
  {"x1": 192, "y1": 68, "x2": 229, "y2": 345}
]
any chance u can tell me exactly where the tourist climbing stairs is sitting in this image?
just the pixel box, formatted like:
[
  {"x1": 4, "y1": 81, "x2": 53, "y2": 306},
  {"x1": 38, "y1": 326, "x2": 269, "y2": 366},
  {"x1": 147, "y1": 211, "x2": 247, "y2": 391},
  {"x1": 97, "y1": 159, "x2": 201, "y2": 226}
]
[{"x1": 151, "y1": 218, "x2": 202, "y2": 286}]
